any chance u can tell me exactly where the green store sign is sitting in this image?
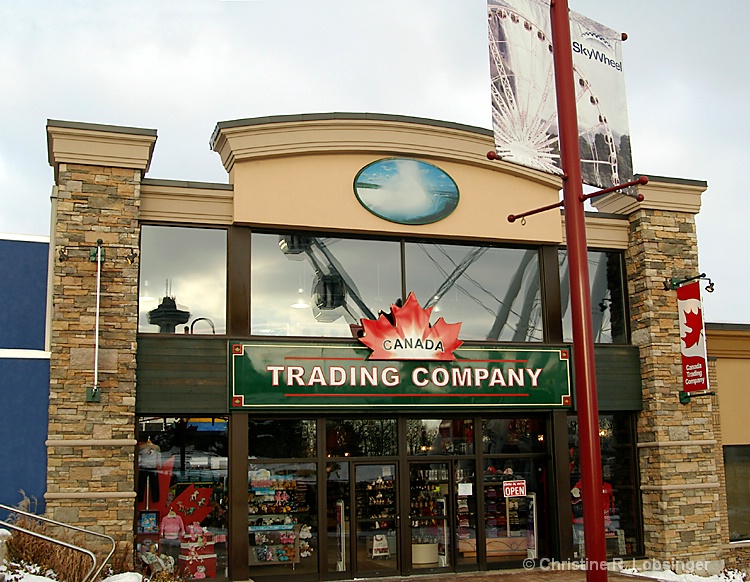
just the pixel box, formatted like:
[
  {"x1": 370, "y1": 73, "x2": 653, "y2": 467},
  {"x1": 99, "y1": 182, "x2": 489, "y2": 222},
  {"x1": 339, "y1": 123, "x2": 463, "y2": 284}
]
[{"x1": 230, "y1": 341, "x2": 572, "y2": 410}]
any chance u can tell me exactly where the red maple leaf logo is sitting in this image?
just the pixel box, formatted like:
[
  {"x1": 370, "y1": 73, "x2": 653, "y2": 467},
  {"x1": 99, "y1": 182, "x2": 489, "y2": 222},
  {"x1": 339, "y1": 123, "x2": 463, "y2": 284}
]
[
  {"x1": 359, "y1": 292, "x2": 463, "y2": 360},
  {"x1": 681, "y1": 308, "x2": 703, "y2": 349}
]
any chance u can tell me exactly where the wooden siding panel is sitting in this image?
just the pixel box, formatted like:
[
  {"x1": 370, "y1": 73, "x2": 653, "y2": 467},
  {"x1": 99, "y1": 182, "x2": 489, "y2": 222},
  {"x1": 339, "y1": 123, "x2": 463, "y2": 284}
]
[
  {"x1": 593, "y1": 345, "x2": 643, "y2": 411},
  {"x1": 136, "y1": 337, "x2": 642, "y2": 414},
  {"x1": 571, "y1": 345, "x2": 643, "y2": 411},
  {"x1": 136, "y1": 336, "x2": 228, "y2": 414}
]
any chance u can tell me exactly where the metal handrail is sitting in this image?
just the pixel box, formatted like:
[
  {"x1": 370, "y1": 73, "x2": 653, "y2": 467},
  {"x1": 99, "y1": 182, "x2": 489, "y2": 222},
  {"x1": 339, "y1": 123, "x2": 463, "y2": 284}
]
[
  {"x1": 0, "y1": 503, "x2": 116, "y2": 582},
  {"x1": 0, "y1": 521, "x2": 97, "y2": 582}
]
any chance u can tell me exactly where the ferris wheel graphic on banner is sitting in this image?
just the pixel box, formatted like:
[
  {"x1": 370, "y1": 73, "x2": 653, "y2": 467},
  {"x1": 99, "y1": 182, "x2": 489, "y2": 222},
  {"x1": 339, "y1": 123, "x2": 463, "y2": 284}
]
[{"x1": 488, "y1": 3, "x2": 627, "y2": 189}]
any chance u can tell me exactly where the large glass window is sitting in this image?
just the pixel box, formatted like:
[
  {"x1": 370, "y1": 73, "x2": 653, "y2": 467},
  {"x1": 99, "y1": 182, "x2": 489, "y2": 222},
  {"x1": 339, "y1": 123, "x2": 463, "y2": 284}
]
[
  {"x1": 326, "y1": 419, "x2": 398, "y2": 457},
  {"x1": 482, "y1": 417, "x2": 548, "y2": 564},
  {"x1": 250, "y1": 232, "x2": 547, "y2": 342},
  {"x1": 251, "y1": 234, "x2": 402, "y2": 337},
  {"x1": 560, "y1": 250, "x2": 627, "y2": 344},
  {"x1": 724, "y1": 445, "x2": 750, "y2": 541},
  {"x1": 406, "y1": 243, "x2": 542, "y2": 341},
  {"x1": 248, "y1": 420, "x2": 316, "y2": 459},
  {"x1": 406, "y1": 418, "x2": 474, "y2": 456},
  {"x1": 248, "y1": 462, "x2": 318, "y2": 576},
  {"x1": 568, "y1": 413, "x2": 638, "y2": 557},
  {"x1": 136, "y1": 417, "x2": 229, "y2": 579},
  {"x1": 139, "y1": 226, "x2": 227, "y2": 334}
]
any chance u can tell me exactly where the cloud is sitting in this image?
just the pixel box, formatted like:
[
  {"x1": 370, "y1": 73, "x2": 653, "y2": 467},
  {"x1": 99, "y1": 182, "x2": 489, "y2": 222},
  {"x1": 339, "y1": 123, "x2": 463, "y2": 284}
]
[{"x1": 1, "y1": 0, "x2": 749, "y2": 322}]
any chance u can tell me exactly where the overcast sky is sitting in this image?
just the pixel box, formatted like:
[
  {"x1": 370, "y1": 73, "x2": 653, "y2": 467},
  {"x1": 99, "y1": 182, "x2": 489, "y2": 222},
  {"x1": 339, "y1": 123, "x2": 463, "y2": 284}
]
[{"x1": 1, "y1": 0, "x2": 747, "y2": 323}]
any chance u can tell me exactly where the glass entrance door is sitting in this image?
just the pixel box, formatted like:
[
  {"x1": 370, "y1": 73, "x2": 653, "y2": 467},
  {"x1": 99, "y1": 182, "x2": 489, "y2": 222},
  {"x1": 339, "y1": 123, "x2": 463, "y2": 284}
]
[
  {"x1": 354, "y1": 464, "x2": 399, "y2": 576},
  {"x1": 408, "y1": 462, "x2": 451, "y2": 570}
]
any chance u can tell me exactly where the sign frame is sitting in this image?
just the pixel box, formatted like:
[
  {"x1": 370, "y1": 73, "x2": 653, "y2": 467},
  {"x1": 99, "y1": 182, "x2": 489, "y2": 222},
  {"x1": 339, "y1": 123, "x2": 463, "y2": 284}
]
[{"x1": 229, "y1": 340, "x2": 572, "y2": 410}]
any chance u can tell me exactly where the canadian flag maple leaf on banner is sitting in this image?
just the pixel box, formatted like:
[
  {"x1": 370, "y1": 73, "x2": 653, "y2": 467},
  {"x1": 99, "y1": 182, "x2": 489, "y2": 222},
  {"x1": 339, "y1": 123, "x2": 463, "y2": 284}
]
[
  {"x1": 681, "y1": 307, "x2": 704, "y2": 349},
  {"x1": 676, "y1": 282, "x2": 710, "y2": 393}
]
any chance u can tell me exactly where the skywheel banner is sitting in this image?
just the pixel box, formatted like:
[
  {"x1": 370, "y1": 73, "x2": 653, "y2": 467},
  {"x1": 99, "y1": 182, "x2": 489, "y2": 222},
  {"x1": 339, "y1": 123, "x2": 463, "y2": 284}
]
[{"x1": 487, "y1": 0, "x2": 633, "y2": 189}]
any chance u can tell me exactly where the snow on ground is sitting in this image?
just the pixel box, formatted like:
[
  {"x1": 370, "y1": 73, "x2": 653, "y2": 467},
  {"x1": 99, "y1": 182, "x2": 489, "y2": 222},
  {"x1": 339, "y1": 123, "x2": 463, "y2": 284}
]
[
  {"x1": 0, "y1": 567, "x2": 143, "y2": 582},
  {"x1": 1, "y1": 567, "x2": 747, "y2": 582},
  {"x1": 620, "y1": 569, "x2": 745, "y2": 582}
]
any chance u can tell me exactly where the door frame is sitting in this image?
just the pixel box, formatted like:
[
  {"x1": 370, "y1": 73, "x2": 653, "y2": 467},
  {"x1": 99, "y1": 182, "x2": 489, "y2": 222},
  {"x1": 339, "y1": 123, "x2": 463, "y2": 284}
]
[
  {"x1": 401, "y1": 458, "x2": 459, "y2": 577},
  {"x1": 350, "y1": 460, "x2": 401, "y2": 578}
]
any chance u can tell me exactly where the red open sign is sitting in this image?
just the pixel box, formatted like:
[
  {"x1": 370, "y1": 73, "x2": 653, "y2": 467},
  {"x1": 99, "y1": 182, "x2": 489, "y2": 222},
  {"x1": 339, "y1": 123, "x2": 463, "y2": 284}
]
[{"x1": 503, "y1": 480, "x2": 527, "y2": 498}]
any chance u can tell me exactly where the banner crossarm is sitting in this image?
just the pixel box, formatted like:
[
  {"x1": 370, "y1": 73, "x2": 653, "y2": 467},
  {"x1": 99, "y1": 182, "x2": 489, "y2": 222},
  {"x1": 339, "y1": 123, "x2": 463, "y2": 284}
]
[
  {"x1": 494, "y1": 169, "x2": 649, "y2": 224},
  {"x1": 679, "y1": 390, "x2": 716, "y2": 405},
  {"x1": 664, "y1": 273, "x2": 715, "y2": 292}
]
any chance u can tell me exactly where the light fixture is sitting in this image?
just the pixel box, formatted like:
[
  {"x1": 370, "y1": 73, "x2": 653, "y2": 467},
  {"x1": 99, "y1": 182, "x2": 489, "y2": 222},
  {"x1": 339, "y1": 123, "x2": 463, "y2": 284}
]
[
  {"x1": 291, "y1": 288, "x2": 310, "y2": 309},
  {"x1": 663, "y1": 273, "x2": 715, "y2": 292}
]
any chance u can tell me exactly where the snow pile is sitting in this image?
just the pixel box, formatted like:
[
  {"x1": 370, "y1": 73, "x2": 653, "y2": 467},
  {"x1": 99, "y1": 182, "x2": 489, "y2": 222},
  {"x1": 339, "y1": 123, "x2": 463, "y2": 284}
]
[
  {"x1": 621, "y1": 568, "x2": 747, "y2": 582},
  {"x1": 0, "y1": 566, "x2": 143, "y2": 582}
]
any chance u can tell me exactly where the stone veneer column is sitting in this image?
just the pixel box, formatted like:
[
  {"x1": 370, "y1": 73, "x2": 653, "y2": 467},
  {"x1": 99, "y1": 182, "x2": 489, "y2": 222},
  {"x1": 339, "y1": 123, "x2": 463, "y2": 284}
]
[
  {"x1": 594, "y1": 177, "x2": 724, "y2": 573},
  {"x1": 45, "y1": 121, "x2": 156, "y2": 553}
]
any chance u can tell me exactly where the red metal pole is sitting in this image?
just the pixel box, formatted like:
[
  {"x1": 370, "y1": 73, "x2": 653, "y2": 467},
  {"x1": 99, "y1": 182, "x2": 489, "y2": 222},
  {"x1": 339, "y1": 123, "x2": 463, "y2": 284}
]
[{"x1": 549, "y1": 0, "x2": 608, "y2": 579}]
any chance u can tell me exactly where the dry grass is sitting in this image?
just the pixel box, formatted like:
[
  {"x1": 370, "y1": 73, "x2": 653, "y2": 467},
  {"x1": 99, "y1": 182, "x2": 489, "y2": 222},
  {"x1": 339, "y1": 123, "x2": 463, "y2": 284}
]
[
  {"x1": 146, "y1": 571, "x2": 190, "y2": 582},
  {"x1": 104, "y1": 540, "x2": 135, "y2": 577},
  {"x1": 4, "y1": 511, "x2": 93, "y2": 582},
  {"x1": 3, "y1": 494, "x2": 189, "y2": 582}
]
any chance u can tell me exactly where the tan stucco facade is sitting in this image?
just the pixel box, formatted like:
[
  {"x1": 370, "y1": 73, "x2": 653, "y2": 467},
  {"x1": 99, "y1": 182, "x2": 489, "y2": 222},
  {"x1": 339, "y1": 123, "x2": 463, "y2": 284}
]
[
  {"x1": 706, "y1": 324, "x2": 750, "y2": 570},
  {"x1": 706, "y1": 325, "x2": 750, "y2": 446}
]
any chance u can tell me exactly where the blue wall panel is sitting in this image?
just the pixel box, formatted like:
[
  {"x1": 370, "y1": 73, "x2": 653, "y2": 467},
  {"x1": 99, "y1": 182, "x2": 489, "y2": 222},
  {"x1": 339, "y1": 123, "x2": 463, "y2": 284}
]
[
  {"x1": 0, "y1": 239, "x2": 48, "y2": 350},
  {"x1": 0, "y1": 357, "x2": 49, "y2": 510}
]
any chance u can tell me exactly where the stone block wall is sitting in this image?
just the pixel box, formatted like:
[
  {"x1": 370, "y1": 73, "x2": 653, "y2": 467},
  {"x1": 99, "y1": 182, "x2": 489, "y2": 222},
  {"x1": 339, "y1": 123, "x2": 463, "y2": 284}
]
[
  {"x1": 47, "y1": 162, "x2": 141, "y2": 555},
  {"x1": 625, "y1": 205, "x2": 724, "y2": 569}
]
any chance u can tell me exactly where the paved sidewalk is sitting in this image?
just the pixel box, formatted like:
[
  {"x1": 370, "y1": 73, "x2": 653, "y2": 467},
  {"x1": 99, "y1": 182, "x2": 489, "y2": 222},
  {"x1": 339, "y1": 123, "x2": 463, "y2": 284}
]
[{"x1": 370, "y1": 569, "x2": 647, "y2": 582}]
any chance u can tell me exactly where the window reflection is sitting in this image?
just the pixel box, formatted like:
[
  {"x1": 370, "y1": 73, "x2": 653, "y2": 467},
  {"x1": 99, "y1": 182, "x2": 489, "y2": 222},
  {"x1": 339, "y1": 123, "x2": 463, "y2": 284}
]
[
  {"x1": 326, "y1": 419, "x2": 397, "y2": 457},
  {"x1": 136, "y1": 417, "x2": 229, "y2": 578},
  {"x1": 139, "y1": 226, "x2": 227, "y2": 334},
  {"x1": 560, "y1": 250, "x2": 627, "y2": 344},
  {"x1": 251, "y1": 234, "x2": 401, "y2": 337},
  {"x1": 406, "y1": 419, "x2": 474, "y2": 455},
  {"x1": 248, "y1": 420, "x2": 316, "y2": 459},
  {"x1": 568, "y1": 414, "x2": 637, "y2": 557},
  {"x1": 482, "y1": 418, "x2": 546, "y2": 455},
  {"x1": 725, "y1": 446, "x2": 750, "y2": 541},
  {"x1": 405, "y1": 243, "x2": 542, "y2": 341}
]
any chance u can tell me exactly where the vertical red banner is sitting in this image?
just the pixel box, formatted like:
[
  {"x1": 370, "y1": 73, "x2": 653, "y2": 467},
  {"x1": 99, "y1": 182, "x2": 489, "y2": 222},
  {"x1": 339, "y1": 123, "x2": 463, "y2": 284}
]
[{"x1": 677, "y1": 281, "x2": 710, "y2": 393}]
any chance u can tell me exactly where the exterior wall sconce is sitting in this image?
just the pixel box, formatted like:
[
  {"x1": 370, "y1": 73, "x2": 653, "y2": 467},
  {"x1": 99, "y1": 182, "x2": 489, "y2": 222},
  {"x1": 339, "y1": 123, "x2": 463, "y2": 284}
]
[
  {"x1": 57, "y1": 243, "x2": 138, "y2": 265},
  {"x1": 663, "y1": 273, "x2": 715, "y2": 292},
  {"x1": 679, "y1": 390, "x2": 715, "y2": 404}
]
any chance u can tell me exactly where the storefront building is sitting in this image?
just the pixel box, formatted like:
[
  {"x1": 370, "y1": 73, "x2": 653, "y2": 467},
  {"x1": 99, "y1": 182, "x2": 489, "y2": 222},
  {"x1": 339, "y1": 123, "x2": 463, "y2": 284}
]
[{"x1": 44, "y1": 114, "x2": 728, "y2": 580}]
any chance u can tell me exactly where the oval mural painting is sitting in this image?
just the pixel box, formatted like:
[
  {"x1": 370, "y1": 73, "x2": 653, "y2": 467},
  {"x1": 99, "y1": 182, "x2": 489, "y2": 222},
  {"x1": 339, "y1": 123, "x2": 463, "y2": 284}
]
[{"x1": 354, "y1": 158, "x2": 459, "y2": 225}]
